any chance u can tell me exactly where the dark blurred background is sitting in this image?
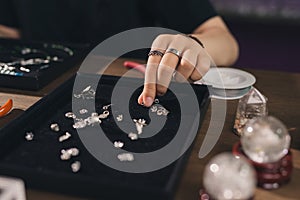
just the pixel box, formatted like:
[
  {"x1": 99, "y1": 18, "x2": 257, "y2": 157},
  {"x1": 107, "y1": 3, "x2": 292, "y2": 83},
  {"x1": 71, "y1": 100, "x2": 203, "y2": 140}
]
[{"x1": 211, "y1": 0, "x2": 300, "y2": 72}]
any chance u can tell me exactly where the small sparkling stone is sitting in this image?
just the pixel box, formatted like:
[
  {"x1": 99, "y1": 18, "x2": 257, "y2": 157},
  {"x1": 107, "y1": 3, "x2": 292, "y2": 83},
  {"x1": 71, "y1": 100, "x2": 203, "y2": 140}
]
[
  {"x1": 65, "y1": 112, "x2": 76, "y2": 119},
  {"x1": 59, "y1": 132, "x2": 71, "y2": 142},
  {"x1": 60, "y1": 148, "x2": 79, "y2": 160},
  {"x1": 114, "y1": 141, "x2": 124, "y2": 148},
  {"x1": 71, "y1": 161, "x2": 81, "y2": 173},
  {"x1": 150, "y1": 105, "x2": 158, "y2": 112},
  {"x1": 73, "y1": 94, "x2": 83, "y2": 98},
  {"x1": 155, "y1": 106, "x2": 169, "y2": 116},
  {"x1": 128, "y1": 132, "x2": 138, "y2": 140},
  {"x1": 154, "y1": 99, "x2": 159, "y2": 104},
  {"x1": 117, "y1": 153, "x2": 134, "y2": 162},
  {"x1": 20, "y1": 67, "x2": 30, "y2": 72},
  {"x1": 73, "y1": 120, "x2": 87, "y2": 129},
  {"x1": 84, "y1": 116, "x2": 100, "y2": 126},
  {"x1": 25, "y1": 132, "x2": 34, "y2": 141},
  {"x1": 116, "y1": 114, "x2": 123, "y2": 122},
  {"x1": 50, "y1": 123, "x2": 60, "y2": 132},
  {"x1": 79, "y1": 109, "x2": 88, "y2": 114},
  {"x1": 69, "y1": 148, "x2": 80, "y2": 156},
  {"x1": 60, "y1": 152, "x2": 71, "y2": 160}
]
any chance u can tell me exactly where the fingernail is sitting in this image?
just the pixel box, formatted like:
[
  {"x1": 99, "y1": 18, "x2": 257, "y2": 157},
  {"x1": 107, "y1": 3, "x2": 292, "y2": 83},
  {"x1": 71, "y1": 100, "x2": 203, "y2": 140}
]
[
  {"x1": 144, "y1": 97, "x2": 153, "y2": 107},
  {"x1": 137, "y1": 94, "x2": 143, "y2": 105}
]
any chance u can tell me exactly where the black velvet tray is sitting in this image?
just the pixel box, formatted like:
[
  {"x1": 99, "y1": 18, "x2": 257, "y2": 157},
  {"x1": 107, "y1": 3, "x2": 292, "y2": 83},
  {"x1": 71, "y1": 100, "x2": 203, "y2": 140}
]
[
  {"x1": 0, "y1": 39, "x2": 89, "y2": 90},
  {"x1": 0, "y1": 73, "x2": 210, "y2": 200}
]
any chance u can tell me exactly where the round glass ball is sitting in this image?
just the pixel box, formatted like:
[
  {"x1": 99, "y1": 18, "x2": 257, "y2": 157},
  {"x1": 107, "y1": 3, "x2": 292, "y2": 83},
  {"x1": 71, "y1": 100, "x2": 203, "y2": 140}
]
[
  {"x1": 203, "y1": 153, "x2": 256, "y2": 200},
  {"x1": 241, "y1": 116, "x2": 291, "y2": 163}
]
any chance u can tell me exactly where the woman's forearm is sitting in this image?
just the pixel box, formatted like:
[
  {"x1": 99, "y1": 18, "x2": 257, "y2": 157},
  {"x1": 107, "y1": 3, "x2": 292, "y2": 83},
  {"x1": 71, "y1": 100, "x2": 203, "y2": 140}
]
[
  {"x1": 0, "y1": 24, "x2": 20, "y2": 39},
  {"x1": 192, "y1": 16, "x2": 239, "y2": 66}
]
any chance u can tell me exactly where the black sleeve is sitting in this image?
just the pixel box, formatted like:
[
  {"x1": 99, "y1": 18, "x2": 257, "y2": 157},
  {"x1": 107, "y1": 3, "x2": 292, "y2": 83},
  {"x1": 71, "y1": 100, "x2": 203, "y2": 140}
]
[
  {"x1": 0, "y1": 0, "x2": 18, "y2": 28},
  {"x1": 146, "y1": 0, "x2": 217, "y2": 33}
]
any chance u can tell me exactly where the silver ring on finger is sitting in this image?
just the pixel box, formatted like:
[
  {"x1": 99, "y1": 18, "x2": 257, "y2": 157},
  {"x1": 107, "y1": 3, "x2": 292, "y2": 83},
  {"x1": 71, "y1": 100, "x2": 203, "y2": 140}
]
[
  {"x1": 166, "y1": 48, "x2": 181, "y2": 58},
  {"x1": 148, "y1": 50, "x2": 164, "y2": 57}
]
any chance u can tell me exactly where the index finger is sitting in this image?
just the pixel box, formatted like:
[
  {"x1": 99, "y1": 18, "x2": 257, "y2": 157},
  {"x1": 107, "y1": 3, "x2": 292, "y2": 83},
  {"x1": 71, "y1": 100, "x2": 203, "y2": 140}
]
[{"x1": 138, "y1": 50, "x2": 164, "y2": 107}]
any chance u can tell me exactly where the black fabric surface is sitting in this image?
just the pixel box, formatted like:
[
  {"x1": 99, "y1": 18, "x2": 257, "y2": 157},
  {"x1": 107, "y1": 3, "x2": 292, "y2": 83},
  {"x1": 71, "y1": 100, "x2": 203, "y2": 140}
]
[
  {"x1": 0, "y1": 38, "x2": 89, "y2": 90},
  {"x1": 0, "y1": 74, "x2": 210, "y2": 200}
]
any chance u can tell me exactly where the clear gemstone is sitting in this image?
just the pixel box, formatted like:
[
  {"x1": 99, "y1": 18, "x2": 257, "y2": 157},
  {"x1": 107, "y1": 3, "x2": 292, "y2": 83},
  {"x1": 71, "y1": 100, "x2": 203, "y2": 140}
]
[
  {"x1": 79, "y1": 109, "x2": 88, "y2": 114},
  {"x1": 59, "y1": 132, "x2": 71, "y2": 142},
  {"x1": 25, "y1": 132, "x2": 34, "y2": 141},
  {"x1": 117, "y1": 153, "x2": 134, "y2": 162},
  {"x1": 73, "y1": 120, "x2": 87, "y2": 129},
  {"x1": 241, "y1": 116, "x2": 291, "y2": 163},
  {"x1": 150, "y1": 105, "x2": 158, "y2": 112},
  {"x1": 233, "y1": 88, "x2": 268, "y2": 136},
  {"x1": 50, "y1": 123, "x2": 60, "y2": 132},
  {"x1": 69, "y1": 148, "x2": 80, "y2": 156},
  {"x1": 60, "y1": 151, "x2": 71, "y2": 160},
  {"x1": 203, "y1": 153, "x2": 256, "y2": 200},
  {"x1": 84, "y1": 116, "x2": 100, "y2": 126},
  {"x1": 71, "y1": 161, "x2": 81, "y2": 173},
  {"x1": 114, "y1": 141, "x2": 124, "y2": 148},
  {"x1": 65, "y1": 112, "x2": 76, "y2": 119},
  {"x1": 128, "y1": 132, "x2": 138, "y2": 140},
  {"x1": 116, "y1": 114, "x2": 123, "y2": 122}
]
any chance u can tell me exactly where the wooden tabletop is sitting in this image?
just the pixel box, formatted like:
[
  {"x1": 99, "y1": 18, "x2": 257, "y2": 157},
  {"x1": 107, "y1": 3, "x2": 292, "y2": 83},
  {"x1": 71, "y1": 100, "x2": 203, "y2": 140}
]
[{"x1": 0, "y1": 59, "x2": 299, "y2": 200}]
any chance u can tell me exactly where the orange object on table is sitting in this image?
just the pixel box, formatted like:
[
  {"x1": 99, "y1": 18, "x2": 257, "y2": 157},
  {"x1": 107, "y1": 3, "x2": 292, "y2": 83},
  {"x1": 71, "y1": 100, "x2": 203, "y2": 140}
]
[{"x1": 0, "y1": 99, "x2": 13, "y2": 117}]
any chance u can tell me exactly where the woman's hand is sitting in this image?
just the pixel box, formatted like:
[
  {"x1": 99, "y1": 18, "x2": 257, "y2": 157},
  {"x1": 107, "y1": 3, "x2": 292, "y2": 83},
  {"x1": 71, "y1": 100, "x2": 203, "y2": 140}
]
[
  {"x1": 138, "y1": 33, "x2": 211, "y2": 107},
  {"x1": 0, "y1": 24, "x2": 20, "y2": 39}
]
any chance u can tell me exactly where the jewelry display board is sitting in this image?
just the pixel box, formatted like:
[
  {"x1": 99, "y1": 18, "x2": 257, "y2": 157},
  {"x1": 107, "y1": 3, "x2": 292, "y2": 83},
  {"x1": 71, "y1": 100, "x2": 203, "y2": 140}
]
[
  {"x1": 0, "y1": 39, "x2": 89, "y2": 90},
  {"x1": 0, "y1": 73, "x2": 210, "y2": 200}
]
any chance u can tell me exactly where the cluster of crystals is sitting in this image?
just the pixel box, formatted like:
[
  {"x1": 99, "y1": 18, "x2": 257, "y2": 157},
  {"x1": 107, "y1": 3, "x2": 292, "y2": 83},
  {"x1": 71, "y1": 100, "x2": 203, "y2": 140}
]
[
  {"x1": 114, "y1": 141, "x2": 124, "y2": 148},
  {"x1": 150, "y1": 105, "x2": 169, "y2": 116},
  {"x1": 203, "y1": 153, "x2": 256, "y2": 200},
  {"x1": 125, "y1": 118, "x2": 147, "y2": 141},
  {"x1": 241, "y1": 116, "x2": 291, "y2": 163},
  {"x1": 233, "y1": 88, "x2": 267, "y2": 136},
  {"x1": 133, "y1": 119, "x2": 147, "y2": 135},
  {"x1": 73, "y1": 86, "x2": 96, "y2": 100},
  {"x1": 72, "y1": 110, "x2": 109, "y2": 129},
  {"x1": 60, "y1": 147, "x2": 80, "y2": 160},
  {"x1": 149, "y1": 99, "x2": 169, "y2": 116},
  {"x1": 113, "y1": 118, "x2": 145, "y2": 161},
  {"x1": 0, "y1": 63, "x2": 22, "y2": 76},
  {"x1": 0, "y1": 47, "x2": 65, "y2": 76}
]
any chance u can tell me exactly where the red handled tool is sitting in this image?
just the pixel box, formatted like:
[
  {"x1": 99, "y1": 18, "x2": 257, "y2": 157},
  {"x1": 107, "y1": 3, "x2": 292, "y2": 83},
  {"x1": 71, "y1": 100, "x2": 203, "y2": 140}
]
[{"x1": 123, "y1": 61, "x2": 146, "y2": 74}]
